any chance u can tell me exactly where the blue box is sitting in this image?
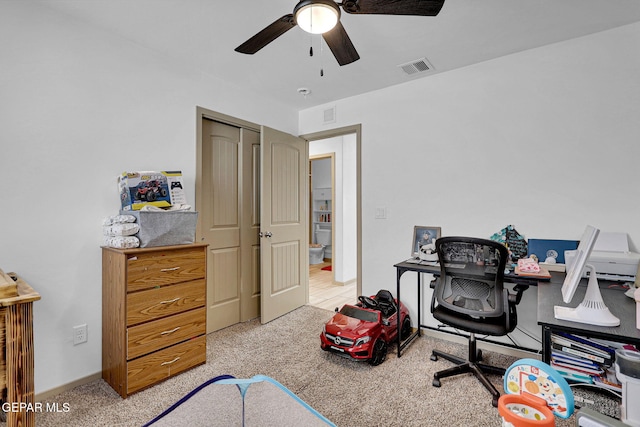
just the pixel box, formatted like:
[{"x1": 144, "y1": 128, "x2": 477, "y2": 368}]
[{"x1": 527, "y1": 239, "x2": 578, "y2": 264}]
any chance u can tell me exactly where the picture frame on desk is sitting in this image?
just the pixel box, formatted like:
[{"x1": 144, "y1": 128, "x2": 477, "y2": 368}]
[{"x1": 412, "y1": 226, "x2": 441, "y2": 258}]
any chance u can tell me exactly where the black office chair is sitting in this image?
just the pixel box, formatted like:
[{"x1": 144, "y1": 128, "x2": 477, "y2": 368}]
[{"x1": 429, "y1": 236, "x2": 527, "y2": 407}]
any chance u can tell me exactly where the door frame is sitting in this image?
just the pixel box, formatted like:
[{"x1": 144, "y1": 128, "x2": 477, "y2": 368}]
[
  {"x1": 301, "y1": 124, "x2": 362, "y2": 296},
  {"x1": 309, "y1": 153, "x2": 335, "y2": 282}
]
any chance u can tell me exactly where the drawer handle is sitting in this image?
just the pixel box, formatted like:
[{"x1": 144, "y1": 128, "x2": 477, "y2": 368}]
[
  {"x1": 161, "y1": 357, "x2": 180, "y2": 366},
  {"x1": 160, "y1": 297, "x2": 180, "y2": 304},
  {"x1": 161, "y1": 327, "x2": 181, "y2": 335},
  {"x1": 160, "y1": 267, "x2": 181, "y2": 272}
]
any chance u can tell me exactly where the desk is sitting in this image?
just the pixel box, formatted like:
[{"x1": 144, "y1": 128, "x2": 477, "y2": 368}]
[
  {"x1": 537, "y1": 276, "x2": 640, "y2": 364},
  {"x1": 394, "y1": 261, "x2": 437, "y2": 357},
  {"x1": 394, "y1": 260, "x2": 542, "y2": 357}
]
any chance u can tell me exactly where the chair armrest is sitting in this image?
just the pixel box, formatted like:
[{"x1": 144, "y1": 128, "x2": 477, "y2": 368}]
[{"x1": 508, "y1": 284, "x2": 529, "y2": 305}]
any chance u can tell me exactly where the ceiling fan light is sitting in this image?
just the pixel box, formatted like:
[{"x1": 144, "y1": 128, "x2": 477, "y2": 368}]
[{"x1": 294, "y1": 1, "x2": 340, "y2": 34}]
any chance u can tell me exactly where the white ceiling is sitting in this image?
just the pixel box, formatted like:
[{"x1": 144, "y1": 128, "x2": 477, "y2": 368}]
[{"x1": 39, "y1": 0, "x2": 640, "y2": 110}]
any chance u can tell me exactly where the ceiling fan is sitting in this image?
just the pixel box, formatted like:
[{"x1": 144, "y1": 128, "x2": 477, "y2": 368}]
[{"x1": 235, "y1": 0, "x2": 445, "y2": 66}]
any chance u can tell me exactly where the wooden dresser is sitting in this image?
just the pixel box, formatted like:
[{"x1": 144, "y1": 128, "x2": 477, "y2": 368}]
[{"x1": 102, "y1": 243, "x2": 207, "y2": 398}]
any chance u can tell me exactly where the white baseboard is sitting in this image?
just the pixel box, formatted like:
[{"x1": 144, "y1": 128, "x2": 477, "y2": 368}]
[
  {"x1": 334, "y1": 277, "x2": 356, "y2": 287},
  {"x1": 36, "y1": 372, "x2": 102, "y2": 401}
]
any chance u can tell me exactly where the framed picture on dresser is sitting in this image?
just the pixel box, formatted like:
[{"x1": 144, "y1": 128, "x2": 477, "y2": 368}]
[{"x1": 411, "y1": 226, "x2": 441, "y2": 258}]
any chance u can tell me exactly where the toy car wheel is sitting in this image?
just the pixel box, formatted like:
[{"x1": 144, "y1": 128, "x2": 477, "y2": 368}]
[
  {"x1": 146, "y1": 191, "x2": 156, "y2": 201},
  {"x1": 160, "y1": 188, "x2": 167, "y2": 197},
  {"x1": 368, "y1": 339, "x2": 387, "y2": 366},
  {"x1": 400, "y1": 316, "x2": 412, "y2": 340}
]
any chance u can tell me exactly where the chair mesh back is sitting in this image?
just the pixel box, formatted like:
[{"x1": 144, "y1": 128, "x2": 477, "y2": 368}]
[{"x1": 435, "y1": 237, "x2": 508, "y2": 318}]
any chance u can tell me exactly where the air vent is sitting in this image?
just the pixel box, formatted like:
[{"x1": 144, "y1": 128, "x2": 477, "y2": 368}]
[
  {"x1": 398, "y1": 57, "x2": 434, "y2": 76},
  {"x1": 323, "y1": 106, "x2": 336, "y2": 124}
]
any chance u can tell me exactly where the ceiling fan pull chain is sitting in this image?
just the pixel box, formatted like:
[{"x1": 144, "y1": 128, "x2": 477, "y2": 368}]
[
  {"x1": 320, "y1": 36, "x2": 324, "y2": 77},
  {"x1": 309, "y1": 32, "x2": 313, "y2": 57}
]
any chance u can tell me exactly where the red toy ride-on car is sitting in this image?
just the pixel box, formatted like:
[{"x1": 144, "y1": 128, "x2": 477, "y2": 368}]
[{"x1": 320, "y1": 289, "x2": 412, "y2": 366}]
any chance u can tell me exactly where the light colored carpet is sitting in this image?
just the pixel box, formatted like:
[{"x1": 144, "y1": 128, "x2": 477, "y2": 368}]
[{"x1": 13, "y1": 305, "x2": 609, "y2": 426}]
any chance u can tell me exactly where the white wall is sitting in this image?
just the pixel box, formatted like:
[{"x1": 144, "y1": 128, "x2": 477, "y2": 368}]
[
  {"x1": 299, "y1": 23, "x2": 640, "y2": 326},
  {"x1": 0, "y1": 2, "x2": 298, "y2": 394},
  {"x1": 310, "y1": 136, "x2": 358, "y2": 283}
]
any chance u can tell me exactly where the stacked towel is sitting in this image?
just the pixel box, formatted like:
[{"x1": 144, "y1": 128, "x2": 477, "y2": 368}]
[{"x1": 103, "y1": 214, "x2": 140, "y2": 248}]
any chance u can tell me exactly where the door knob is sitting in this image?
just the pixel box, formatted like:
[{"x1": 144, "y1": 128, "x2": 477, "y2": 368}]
[{"x1": 265, "y1": 232, "x2": 273, "y2": 238}]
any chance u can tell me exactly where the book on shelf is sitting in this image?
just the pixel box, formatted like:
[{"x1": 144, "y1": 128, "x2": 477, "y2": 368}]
[
  {"x1": 551, "y1": 333, "x2": 614, "y2": 362},
  {"x1": 550, "y1": 359, "x2": 604, "y2": 376},
  {"x1": 593, "y1": 376, "x2": 622, "y2": 392},
  {"x1": 550, "y1": 363, "x2": 594, "y2": 384},
  {"x1": 551, "y1": 350, "x2": 600, "y2": 369},
  {"x1": 551, "y1": 342, "x2": 610, "y2": 365},
  {"x1": 553, "y1": 331, "x2": 616, "y2": 357},
  {"x1": 551, "y1": 334, "x2": 612, "y2": 359},
  {"x1": 548, "y1": 331, "x2": 628, "y2": 392}
]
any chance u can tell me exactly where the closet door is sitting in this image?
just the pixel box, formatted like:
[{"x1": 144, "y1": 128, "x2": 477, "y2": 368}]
[
  {"x1": 260, "y1": 126, "x2": 309, "y2": 324},
  {"x1": 200, "y1": 119, "x2": 242, "y2": 332}
]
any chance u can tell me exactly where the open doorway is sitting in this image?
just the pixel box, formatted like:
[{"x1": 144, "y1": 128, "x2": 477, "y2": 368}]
[{"x1": 307, "y1": 130, "x2": 359, "y2": 311}]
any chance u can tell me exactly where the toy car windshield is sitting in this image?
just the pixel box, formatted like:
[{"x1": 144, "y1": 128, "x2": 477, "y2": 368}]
[{"x1": 339, "y1": 305, "x2": 379, "y2": 323}]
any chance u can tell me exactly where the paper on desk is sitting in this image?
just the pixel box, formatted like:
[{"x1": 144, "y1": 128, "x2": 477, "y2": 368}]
[{"x1": 594, "y1": 232, "x2": 629, "y2": 252}]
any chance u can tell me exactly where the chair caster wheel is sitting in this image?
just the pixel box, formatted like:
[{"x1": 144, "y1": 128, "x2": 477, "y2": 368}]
[
  {"x1": 477, "y1": 349, "x2": 483, "y2": 361},
  {"x1": 432, "y1": 378, "x2": 441, "y2": 387},
  {"x1": 491, "y1": 397, "x2": 499, "y2": 408},
  {"x1": 430, "y1": 354, "x2": 438, "y2": 361}
]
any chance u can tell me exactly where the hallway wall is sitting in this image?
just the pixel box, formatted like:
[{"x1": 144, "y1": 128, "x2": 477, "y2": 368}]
[{"x1": 310, "y1": 136, "x2": 358, "y2": 284}]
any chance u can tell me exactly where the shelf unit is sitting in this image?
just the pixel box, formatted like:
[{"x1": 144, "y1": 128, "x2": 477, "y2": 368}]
[
  {"x1": 0, "y1": 269, "x2": 40, "y2": 426},
  {"x1": 538, "y1": 279, "x2": 640, "y2": 394},
  {"x1": 547, "y1": 331, "x2": 622, "y2": 391},
  {"x1": 312, "y1": 187, "x2": 332, "y2": 233}
]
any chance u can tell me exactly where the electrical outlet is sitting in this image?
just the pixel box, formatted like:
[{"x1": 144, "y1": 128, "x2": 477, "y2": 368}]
[
  {"x1": 375, "y1": 207, "x2": 387, "y2": 219},
  {"x1": 73, "y1": 324, "x2": 87, "y2": 345}
]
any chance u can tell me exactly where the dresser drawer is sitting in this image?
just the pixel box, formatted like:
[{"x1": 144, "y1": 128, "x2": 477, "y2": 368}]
[
  {"x1": 127, "y1": 279, "x2": 205, "y2": 326},
  {"x1": 126, "y1": 247, "x2": 206, "y2": 292},
  {"x1": 127, "y1": 335, "x2": 206, "y2": 395},
  {"x1": 127, "y1": 308, "x2": 205, "y2": 360}
]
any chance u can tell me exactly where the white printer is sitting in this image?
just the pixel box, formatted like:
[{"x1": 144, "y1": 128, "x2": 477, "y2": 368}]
[{"x1": 565, "y1": 232, "x2": 640, "y2": 281}]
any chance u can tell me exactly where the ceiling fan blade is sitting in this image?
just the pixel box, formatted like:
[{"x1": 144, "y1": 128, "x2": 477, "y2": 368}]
[
  {"x1": 341, "y1": 0, "x2": 445, "y2": 16},
  {"x1": 235, "y1": 14, "x2": 296, "y2": 54},
  {"x1": 322, "y1": 21, "x2": 360, "y2": 66}
]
